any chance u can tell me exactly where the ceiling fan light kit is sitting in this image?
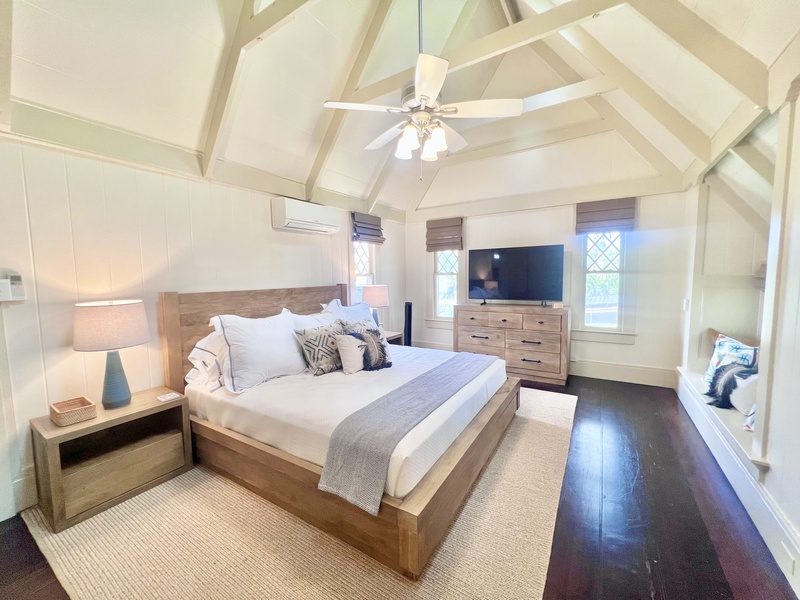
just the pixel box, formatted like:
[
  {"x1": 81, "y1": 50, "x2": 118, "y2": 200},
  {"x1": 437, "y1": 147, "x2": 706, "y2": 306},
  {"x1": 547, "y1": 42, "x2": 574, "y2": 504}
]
[{"x1": 322, "y1": 2, "x2": 523, "y2": 169}]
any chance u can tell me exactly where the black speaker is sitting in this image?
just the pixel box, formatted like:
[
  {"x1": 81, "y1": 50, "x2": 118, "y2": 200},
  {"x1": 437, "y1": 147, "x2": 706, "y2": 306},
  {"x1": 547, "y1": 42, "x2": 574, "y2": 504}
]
[{"x1": 403, "y1": 302, "x2": 412, "y2": 346}]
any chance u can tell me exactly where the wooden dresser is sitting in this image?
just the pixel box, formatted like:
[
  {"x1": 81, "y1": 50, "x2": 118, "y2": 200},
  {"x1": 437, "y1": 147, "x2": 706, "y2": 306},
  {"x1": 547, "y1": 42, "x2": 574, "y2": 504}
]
[{"x1": 453, "y1": 303, "x2": 571, "y2": 385}]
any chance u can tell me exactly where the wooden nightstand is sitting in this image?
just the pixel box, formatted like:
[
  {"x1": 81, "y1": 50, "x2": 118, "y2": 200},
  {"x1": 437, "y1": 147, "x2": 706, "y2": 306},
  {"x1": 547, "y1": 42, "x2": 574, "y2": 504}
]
[
  {"x1": 30, "y1": 386, "x2": 192, "y2": 533},
  {"x1": 384, "y1": 330, "x2": 403, "y2": 345}
]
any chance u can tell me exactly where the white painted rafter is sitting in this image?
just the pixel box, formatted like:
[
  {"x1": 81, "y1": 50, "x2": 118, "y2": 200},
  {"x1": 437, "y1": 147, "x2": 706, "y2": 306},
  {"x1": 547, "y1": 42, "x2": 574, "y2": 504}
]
[
  {"x1": 522, "y1": 76, "x2": 615, "y2": 113},
  {"x1": 305, "y1": 0, "x2": 393, "y2": 201},
  {"x1": 729, "y1": 144, "x2": 775, "y2": 186},
  {"x1": 0, "y1": 0, "x2": 11, "y2": 132},
  {"x1": 555, "y1": 29, "x2": 711, "y2": 161},
  {"x1": 201, "y1": 0, "x2": 321, "y2": 178},
  {"x1": 628, "y1": 0, "x2": 768, "y2": 108},
  {"x1": 352, "y1": 0, "x2": 624, "y2": 104},
  {"x1": 705, "y1": 173, "x2": 769, "y2": 238}
]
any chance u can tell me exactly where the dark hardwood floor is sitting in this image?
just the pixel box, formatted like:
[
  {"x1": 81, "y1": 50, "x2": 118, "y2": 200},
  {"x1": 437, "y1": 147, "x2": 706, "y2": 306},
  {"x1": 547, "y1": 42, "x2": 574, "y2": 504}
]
[{"x1": 0, "y1": 376, "x2": 795, "y2": 599}]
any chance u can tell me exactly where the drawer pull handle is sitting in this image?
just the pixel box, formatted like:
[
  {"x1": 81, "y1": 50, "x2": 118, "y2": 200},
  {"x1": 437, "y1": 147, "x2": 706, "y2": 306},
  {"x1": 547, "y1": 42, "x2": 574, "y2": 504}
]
[
  {"x1": 471, "y1": 335, "x2": 489, "y2": 339},
  {"x1": 522, "y1": 340, "x2": 542, "y2": 345},
  {"x1": 522, "y1": 358, "x2": 542, "y2": 364},
  {"x1": 538, "y1": 320, "x2": 545, "y2": 324},
  {"x1": 501, "y1": 318, "x2": 507, "y2": 322},
  {"x1": 469, "y1": 317, "x2": 476, "y2": 320}
]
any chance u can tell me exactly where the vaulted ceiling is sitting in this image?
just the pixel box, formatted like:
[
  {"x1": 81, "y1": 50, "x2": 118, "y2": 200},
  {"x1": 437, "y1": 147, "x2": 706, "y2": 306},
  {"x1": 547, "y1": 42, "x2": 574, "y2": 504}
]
[{"x1": 3, "y1": 0, "x2": 800, "y2": 222}]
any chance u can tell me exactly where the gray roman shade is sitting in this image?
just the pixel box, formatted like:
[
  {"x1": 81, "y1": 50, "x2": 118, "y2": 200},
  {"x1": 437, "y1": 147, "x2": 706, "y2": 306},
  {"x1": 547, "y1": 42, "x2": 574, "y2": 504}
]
[
  {"x1": 426, "y1": 217, "x2": 463, "y2": 252},
  {"x1": 352, "y1": 212, "x2": 385, "y2": 244},
  {"x1": 575, "y1": 197, "x2": 636, "y2": 234}
]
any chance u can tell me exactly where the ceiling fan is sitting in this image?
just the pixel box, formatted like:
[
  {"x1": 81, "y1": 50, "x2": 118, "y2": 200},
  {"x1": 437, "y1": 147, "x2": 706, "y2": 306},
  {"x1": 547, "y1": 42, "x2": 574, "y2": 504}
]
[{"x1": 323, "y1": 3, "x2": 524, "y2": 162}]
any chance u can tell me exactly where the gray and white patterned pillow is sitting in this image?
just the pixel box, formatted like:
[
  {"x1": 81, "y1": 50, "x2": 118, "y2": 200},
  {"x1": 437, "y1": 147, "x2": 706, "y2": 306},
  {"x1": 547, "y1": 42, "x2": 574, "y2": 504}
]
[{"x1": 295, "y1": 321, "x2": 345, "y2": 376}]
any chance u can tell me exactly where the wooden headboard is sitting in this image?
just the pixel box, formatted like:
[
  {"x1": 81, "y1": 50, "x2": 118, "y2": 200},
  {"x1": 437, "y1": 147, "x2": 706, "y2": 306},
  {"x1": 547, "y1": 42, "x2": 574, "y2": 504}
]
[{"x1": 158, "y1": 284, "x2": 348, "y2": 393}]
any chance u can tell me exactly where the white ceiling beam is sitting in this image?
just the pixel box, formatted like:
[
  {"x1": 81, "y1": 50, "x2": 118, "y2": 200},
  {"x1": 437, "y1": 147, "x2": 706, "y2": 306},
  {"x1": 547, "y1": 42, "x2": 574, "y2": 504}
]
[
  {"x1": 304, "y1": 0, "x2": 393, "y2": 201},
  {"x1": 0, "y1": 0, "x2": 11, "y2": 132},
  {"x1": 628, "y1": 0, "x2": 768, "y2": 108},
  {"x1": 522, "y1": 76, "x2": 615, "y2": 113},
  {"x1": 408, "y1": 174, "x2": 681, "y2": 221},
  {"x1": 556, "y1": 28, "x2": 711, "y2": 161},
  {"x1": 729, "y1": 144, "x2": 775, "y2": 185},
  {"x1": 366, "y1": 148, "x2": 394, "y2": 214},
  {"x1": 201, "y1": 0, "x2": 320, "y2": 178},
  {"x1": 212, "y1": 159, "x2": 305, "y2": 200},
  {"x1": 437, "y1": 119, "x2": 613, "y2": 169},
  {"x1": 352, "y1": 0, "x2": 625, "y2": 104},
  {"x1": 705, "y1": 173, "x2": 769, "y2": 238},
  {"x1": 768, "y1": 32, "x2": 800, "y2": 112},
  {"x1": 532, "y1": 39, "x2": 683, "y2": 182}
]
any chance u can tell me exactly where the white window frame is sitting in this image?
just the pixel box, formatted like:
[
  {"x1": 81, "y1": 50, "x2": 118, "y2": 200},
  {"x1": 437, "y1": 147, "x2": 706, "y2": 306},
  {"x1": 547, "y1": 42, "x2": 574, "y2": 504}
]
[
  {"x1": 573, "y1": 231, "x2": 636, "y2": 343},
  {"x1": 433, "y1": 249, "x2": 460, "y2": 319},
  {"x1": 425, "y1": 250, "x2": 465, "y2": 328}
]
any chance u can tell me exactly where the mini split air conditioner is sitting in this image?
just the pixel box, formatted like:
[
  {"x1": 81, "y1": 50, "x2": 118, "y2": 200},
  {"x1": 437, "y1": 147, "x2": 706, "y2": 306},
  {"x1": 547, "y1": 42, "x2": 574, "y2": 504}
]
[{"x1": 271, "y1": 197, "x2": 341, "y2": 234}]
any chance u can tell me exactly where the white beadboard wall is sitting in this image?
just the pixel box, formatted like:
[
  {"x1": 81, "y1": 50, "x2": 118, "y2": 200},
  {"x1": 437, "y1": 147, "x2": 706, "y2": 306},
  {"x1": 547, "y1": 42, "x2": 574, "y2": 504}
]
[
  {"x1": 0, "y1": 138, "x2": 405, "y2": 516},
  {"x1": 404, "y1": 189, "x2": 696, "y2": 388}
]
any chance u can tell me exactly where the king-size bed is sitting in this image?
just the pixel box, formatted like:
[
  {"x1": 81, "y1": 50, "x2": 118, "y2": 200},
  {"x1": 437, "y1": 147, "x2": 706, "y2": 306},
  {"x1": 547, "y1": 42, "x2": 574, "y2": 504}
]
[{"x1": 158, "y1": 284, "x2": 520, "y2": 579}]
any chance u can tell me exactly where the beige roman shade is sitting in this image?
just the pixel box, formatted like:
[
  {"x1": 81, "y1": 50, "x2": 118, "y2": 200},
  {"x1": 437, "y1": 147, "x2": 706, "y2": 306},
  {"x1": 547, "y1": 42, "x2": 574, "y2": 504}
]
[
  {"x1": 426, "y1": 217, "x2": 463, "y2": 252},
  {"x1": 352, "y1": 212, "x2": 384, "y2": 244},
  {"x1": 575, "y1": 197, "x2": 636, "y2": 234}
]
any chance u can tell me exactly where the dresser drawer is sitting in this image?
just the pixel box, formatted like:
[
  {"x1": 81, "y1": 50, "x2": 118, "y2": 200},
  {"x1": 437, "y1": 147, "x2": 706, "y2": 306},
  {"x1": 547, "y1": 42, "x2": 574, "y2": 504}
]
[
  {"x1": 458, "y1": 344, "x2": 505, "y2": 359},
  {"x1": 458, "y1": 311, "x2": 522, "y2": 329},
  {"x1": 522, "y1": 314, "x2": 562, "y2": 332},
  {"x1": 505, "y1": 348, "x2": 562, "y2": 375},
  {"x1": 505, "y1": 330, "x2": 561, "y2": 354},
  {"x1": 458, "y1": 327, "x2": 505, "y2": 349}
]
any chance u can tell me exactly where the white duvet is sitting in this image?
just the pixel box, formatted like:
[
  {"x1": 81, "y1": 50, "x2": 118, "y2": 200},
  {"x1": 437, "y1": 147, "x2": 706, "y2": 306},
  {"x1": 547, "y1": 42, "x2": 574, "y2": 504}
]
[{"x1": 186, "y1": 345, "x2": 507, "y2": 498}]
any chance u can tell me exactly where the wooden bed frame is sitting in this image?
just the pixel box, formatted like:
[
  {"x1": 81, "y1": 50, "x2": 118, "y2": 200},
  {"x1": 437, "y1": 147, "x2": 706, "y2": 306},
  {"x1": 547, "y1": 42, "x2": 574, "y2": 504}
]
[{"x1": 158, "y1": 284, "x2": 520, "y2": 580}]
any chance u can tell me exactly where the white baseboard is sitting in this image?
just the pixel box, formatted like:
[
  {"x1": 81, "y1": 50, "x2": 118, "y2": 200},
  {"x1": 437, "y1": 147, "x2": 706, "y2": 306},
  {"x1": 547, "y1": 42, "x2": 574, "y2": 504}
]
[
  {"x1": 570, "y1": 359, "x2": 677, "y2": 388},
  {"x1": 13, "y1": 464, "x2": 37, "y2": 514},
  {"x1": 677, "y1": 371, "x2": 800, "y2": 596}
]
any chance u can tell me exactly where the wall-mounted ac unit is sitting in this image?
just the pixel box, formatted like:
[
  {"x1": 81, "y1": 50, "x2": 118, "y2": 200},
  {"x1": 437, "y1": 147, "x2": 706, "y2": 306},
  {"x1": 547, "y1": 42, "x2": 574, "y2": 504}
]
[{"x1": 271, "y1": 197, "x2": 341, "y2": 234}]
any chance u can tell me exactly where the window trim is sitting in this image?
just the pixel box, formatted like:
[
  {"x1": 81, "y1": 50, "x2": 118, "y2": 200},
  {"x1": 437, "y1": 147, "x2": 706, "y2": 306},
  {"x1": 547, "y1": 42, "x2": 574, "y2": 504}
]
[
  {"x1": 352, "y1": 241, "x2": 375, "y2": 304},
  {"x1": 433, "y1": 249, "x2": 460, "y2": 319}
]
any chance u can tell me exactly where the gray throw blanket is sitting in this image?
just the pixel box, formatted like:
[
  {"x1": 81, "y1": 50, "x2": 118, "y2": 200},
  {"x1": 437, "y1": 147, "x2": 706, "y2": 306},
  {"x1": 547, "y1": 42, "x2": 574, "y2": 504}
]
[{"x1": 318, "y1": 352, "x2": 498, "y2": 515}]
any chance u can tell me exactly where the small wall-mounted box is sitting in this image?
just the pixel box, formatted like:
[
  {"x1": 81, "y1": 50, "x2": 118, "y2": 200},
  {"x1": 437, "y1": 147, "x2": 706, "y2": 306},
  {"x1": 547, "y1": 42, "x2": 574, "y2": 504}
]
[{"x1": 0, "y1": 270, "x2": 25, "y2": 302}]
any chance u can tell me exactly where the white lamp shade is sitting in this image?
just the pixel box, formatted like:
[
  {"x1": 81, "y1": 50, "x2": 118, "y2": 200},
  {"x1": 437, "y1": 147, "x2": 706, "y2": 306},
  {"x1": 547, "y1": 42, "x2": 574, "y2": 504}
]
[
  {"x1": 421, "y1": 138, "x2": 438, "y2": 161},
  {"x1": 395, "y1": 138, "x2": 413, "y2": 160},
  {"x1": 361, "y1": 285, "x2": 389, "y2": 308},
  {"x1": 73, "y1": 299, "x2": 151, "y2": 352},
  {"x1": 401, "y1": 122, "x2": 420, "y2": 150},
  {"x1": 430, "y1": 125, "x2": 448, "y2": 152}
]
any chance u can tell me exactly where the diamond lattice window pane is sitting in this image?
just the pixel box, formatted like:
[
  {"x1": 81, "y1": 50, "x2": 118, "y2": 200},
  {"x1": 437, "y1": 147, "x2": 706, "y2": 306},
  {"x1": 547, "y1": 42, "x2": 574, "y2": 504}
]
[
  {"x1": 354, "y1": 242, "x2": 371, "y2": 275},
  {"x1": 437, "y1": 250, "x2": 459, "y2": 274},
  {"x1": 586, "y1": 233, "x2": 621, "y2": 272}
]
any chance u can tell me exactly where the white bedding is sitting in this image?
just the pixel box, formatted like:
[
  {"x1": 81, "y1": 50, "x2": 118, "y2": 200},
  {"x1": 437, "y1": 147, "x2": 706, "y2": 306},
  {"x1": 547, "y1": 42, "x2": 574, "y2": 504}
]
[{"x1": 186, "y1": 345, "x2": 507, "y2": 499}]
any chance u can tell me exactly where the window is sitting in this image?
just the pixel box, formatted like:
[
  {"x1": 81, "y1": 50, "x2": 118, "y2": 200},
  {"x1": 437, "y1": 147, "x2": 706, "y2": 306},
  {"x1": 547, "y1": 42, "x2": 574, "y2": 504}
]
[
  {"x1": 353, "y1": 241, "x2": 374, "y2": 302},
  {"x1": 434, "y1": 250, "x2": 459, "y2": 318},
  {"x1": 583, "y1": 231, "x2": 623, "y2": 329}
]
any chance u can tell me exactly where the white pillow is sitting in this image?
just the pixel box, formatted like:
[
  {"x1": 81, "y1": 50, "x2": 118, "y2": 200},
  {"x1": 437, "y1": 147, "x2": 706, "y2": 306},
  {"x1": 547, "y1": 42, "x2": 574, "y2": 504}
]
[
  {"x1": 730, "y1": 373, "x2": 758, "y2": 415},
  {"x1": 186, "y1": 331, "x2": 228, "y2": 391},
  {"x1": 291, "y1": 304, "x2": 340, "y2": 330},
  {"x1": 336, "y1": 334, "x2": 366, "y2": 375},
  {"x1": 325, "y1": 299, "x2": 377, "y2": 327},
  {"x1": 211, "y1": 309, "x2": 307, "y2": 392}
]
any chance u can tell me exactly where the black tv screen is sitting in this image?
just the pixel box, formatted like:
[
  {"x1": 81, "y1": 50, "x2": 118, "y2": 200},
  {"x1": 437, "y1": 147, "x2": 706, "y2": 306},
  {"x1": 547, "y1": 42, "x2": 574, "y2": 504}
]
[{"x1": 468, "y1": 245, "x2": 564, "y2": 302}]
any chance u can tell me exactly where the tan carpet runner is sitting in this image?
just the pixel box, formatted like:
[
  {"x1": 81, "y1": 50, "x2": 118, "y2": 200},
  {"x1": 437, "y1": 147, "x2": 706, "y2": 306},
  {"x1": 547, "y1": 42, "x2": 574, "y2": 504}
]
[{"x1": 23, "y1": 388, "x2": 576, "y2": 600}]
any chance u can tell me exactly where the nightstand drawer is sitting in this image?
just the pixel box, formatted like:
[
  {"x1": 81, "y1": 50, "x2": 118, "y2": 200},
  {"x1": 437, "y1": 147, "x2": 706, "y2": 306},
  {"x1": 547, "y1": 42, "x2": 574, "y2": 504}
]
[
  {"x1": 458, "y1": 326, "x2": 505, "y2": 349},
  {"x1": 459, "y1": 311, "x2": 522, "y2": 329},
  {"x1": 505, "y1": 330, "x2": 561, "y2": 354},
  {"x1": 63, "y1": 430, "x2": 184, "y2": 519},
  {"x1": 505, "y1": 348, "x2": 562, "y2": 374},
  {"x1": 522, "y1": 314, "x2": 562, "y2": 332}
]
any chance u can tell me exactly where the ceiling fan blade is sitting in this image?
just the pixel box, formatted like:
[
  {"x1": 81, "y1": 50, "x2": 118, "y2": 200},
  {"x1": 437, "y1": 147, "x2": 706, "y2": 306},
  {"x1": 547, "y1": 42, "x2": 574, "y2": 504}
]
[
  {"x1": 415, "y1": 54, "x2": 449, "y2": 106},
  {"x1": 439, "y1": 122, "x2": 468, "y2": 153},
  {"x1": 439, "y1": 98, "x2": 523, "y2": 119},
  {"x1": 324, "y1": 101, "x2": 403, "y2": 114},
  {"x1": 365, "y1": 120, "x2": 407, "y2": 150}
]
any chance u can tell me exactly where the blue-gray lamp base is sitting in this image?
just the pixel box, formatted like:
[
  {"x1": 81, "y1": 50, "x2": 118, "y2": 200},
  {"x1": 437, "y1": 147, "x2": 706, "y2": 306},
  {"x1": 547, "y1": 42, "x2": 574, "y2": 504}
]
[
  {"x1": 372, "y1": 308, "x2": 380, "y2": 327},
  {"x1": 102, "y1": 350, "x2": 131, "y2": 409}
]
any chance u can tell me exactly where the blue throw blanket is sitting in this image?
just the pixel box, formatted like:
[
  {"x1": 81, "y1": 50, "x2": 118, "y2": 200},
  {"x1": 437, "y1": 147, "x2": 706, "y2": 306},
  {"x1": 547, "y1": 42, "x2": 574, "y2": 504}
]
[{"x1": 318, "y1": 352, "x2": 498, "y2": 515}]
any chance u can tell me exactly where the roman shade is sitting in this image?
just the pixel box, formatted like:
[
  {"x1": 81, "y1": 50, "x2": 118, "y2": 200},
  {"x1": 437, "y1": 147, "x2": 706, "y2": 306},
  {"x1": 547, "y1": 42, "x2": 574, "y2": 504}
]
[
  {"x1": 426, "y1": 217, "x2": 463, "y2": 252},
  {"x1": 352, "y1": 212, "x2": 384, "y2": 245},
  {"x1": 575, "y1": 198, "x2": 636, "y2": 234}
]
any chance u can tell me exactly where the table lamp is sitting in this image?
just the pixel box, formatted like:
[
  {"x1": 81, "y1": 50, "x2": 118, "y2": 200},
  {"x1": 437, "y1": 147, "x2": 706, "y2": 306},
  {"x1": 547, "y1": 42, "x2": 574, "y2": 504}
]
[
  {"x1": 73, "y1": 299, "x2": 150, "y2": 409},
  {"x1": 361, "y1": 285, "x2": 389, "y2": 327}
]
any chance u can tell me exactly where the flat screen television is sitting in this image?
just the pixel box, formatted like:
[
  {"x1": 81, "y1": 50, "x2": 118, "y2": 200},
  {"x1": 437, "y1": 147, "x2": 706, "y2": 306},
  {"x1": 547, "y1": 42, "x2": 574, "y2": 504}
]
[{"x1": 468, "y1": 244, "x2": 564, "y2": 302}]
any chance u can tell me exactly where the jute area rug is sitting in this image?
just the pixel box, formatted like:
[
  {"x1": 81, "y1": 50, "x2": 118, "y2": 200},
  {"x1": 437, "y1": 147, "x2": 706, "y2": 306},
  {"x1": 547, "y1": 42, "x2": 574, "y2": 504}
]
[{"x1": 23, "y1": 388, "x2": 576, "y2": 600}]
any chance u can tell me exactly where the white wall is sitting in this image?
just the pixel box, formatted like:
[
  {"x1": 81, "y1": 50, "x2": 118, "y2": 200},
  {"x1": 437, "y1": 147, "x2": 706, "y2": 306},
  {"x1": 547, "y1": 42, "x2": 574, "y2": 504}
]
[
  {"x1": 0, "y1": 138, "x2": 406, "y2": 517},
  {"x1": 405, "y1": 190, "x2": 696, "y2": 388}
]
